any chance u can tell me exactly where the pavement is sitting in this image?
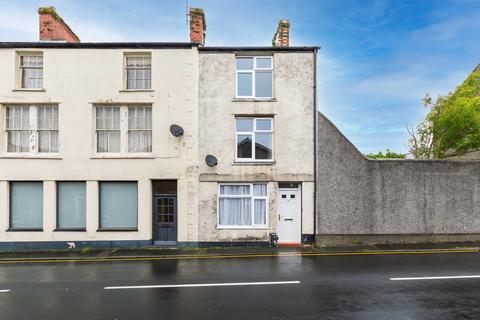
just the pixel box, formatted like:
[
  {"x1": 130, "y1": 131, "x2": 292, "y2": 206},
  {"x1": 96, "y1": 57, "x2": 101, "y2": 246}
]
[
  {"x1": 0, "y1": 241, "x2": 479, "y2": 262},
  {"x1": 1, "y1": 244, "x2": 480, "y2": 319}
]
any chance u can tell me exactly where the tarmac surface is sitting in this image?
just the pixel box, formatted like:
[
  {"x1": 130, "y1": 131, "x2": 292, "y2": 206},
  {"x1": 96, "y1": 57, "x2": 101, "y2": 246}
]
[{"x1": 1, "y1": 248, "x2": 480, "y2": 319}]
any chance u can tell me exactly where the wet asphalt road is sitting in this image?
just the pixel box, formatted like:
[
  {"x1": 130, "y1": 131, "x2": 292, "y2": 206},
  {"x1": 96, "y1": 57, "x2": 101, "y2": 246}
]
[{"x1": 1, "y1": 252, "x2": 480, "y2": 319}]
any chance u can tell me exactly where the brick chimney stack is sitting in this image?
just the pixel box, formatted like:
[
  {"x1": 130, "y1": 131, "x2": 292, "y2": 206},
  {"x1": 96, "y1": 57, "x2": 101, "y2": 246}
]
[
  {"x1": 189, "y1": 8, "x2": 206, "y2": 46},
  {"x1": 38, "y1": 6, "x2": 80, "y2": 43},
  {"x1": 272, "y1": 19, "x2": 290, "y2": 47}
]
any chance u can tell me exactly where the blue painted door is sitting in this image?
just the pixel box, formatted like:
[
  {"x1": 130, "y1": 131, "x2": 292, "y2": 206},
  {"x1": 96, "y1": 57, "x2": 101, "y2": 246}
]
[{"x1": 153, "y1": 195, "x2": 177, "y2": 243}]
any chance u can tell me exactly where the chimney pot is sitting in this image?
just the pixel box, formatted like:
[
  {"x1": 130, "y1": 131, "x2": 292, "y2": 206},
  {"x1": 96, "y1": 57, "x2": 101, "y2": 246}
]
[
  {"x1": 272, "y1": 19, "x2": 290, "y2": 47},
  {"x1": 38, "y1": 6, "x2": 80, "y2": 43},
  {"x1": 189, "y1": 8, "x2": 206, "y2": 46}
]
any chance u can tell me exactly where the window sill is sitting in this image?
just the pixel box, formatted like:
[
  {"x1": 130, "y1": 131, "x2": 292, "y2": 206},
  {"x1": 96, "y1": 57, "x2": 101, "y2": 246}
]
[
  {"x1": 0, "y1": 154, "x2": 62, "y2": 159},
  {"x1": 216, "y1": 226, "x2": 269, "y2": 230},
  {"x1": 54, "y1": 228, "x2": 86, "y2": 232},
  {"x1": 12, "y1": 88, "x2": 46, "y2": 92},
  {"x1": 233, "y1": 160, "x2": 275, "y2": 166},
  {"x1": 119, "y1": 89, "x2": 154, "y2": 93},
  {"x1": 97, "y1": 228, "x2": 138, "y2": 232},
  {"x1": 6, "y1": 228, "x2": 43, "y2": 232},
  {"x1": 91, "y1": 154, "x2": 154, "y2": 159},
  {"x1": 232, "y1": 98, "x2": 276, "y2": 102}
]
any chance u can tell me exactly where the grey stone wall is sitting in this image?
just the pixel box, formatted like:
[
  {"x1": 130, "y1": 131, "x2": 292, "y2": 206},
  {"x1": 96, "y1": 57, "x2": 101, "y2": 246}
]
[{"x1": 317, "y1": 111, "x2": 480, "y2": 246}]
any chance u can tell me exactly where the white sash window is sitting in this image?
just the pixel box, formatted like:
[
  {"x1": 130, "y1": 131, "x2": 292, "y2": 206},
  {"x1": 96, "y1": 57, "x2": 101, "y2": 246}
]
[{"x1": 6, "y1": 105, "x2": 58, "y2": 154}]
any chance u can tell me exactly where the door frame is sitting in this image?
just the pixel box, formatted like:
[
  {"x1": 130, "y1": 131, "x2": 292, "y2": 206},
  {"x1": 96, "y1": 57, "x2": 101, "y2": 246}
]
[
  {"x1": 152, "y1": 193, "x2": 178, "y2": 245},
  {"x1": 277, "y1": 184, "x2": 302, "y2": 243}
]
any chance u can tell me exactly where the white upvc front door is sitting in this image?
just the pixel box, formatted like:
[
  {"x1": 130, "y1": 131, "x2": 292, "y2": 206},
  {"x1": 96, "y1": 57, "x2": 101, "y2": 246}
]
[{"x1": 277, "y1": 188, "x2": 301, "y2": 243}]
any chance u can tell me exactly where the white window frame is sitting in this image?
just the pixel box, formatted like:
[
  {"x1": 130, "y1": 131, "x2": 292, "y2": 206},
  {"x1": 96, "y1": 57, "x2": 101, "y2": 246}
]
[
  {"x1": 94, "y1": 105, "x2": 153, "y2": 156},
  {"x1": 17, "y1": 52, "x2": 44, "y2": 90},
  {"x1": 235, "y1": 56, "x2": 273, "y2": 99},
  {"x1": 217, "y1": 183, "x2": 269, "y2": 229},
  {"x1": 235, "y1": 117, "x2": 274, "y2": 162},
  {"x1": 4, "y1": 105, "x2": 59, "y2": 156},
  {"x1": 124, "y1": 53, "x2": 152, "y2": 90}
]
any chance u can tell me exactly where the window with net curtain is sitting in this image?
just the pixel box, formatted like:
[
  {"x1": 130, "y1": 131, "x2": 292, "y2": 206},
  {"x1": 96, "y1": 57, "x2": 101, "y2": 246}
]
[
  {"x1": 37, "y1": 106, "x2": 59, "y2": 153},
  {"x1": 218, "y1": 184, "x2": 267, "y2": 227},
  {"x1": 128, "y1": 106, "x2": 152, "y2": 152},
  {"x1": 99, "y1": 182, "x2": 138, "y2": 229},
  {"x1": 19, "y1": 54, "x2": 43, "y2": 89},
  {"x1": 96, "y1": 106, "x2": 152, "y2": 153},
  {"x1": 57, "y1": 182, "x2": 86, "y2": 230},
  {"x1": 125, "y1": 55, "x2": 151, "y2": 90},
  {"x1": 10, "y1": 182, "x2": 43, "y2": 230},
  {"x1": 96, "y1": 106, "x2": 121, "y2": 153},
  {"x1": 6, "y1": 105, "x2": 58, "y2": 153}
]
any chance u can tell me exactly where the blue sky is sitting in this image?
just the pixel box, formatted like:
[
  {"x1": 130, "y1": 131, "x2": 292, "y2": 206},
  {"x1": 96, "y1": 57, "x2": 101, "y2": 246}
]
[{"x1": 1, "y1": 0, "x2": 479, "y2": 153}]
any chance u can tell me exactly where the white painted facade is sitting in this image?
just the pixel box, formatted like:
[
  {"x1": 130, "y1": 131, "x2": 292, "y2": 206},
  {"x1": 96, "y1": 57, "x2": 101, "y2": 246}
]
[{"x1": 0, "y1": 45, "x2": 199, "y2": 245}]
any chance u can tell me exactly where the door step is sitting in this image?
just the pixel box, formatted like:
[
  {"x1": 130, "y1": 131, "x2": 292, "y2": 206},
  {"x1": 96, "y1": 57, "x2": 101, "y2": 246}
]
[
  {"x1": 153, "y1": 241, "x2": 177, "y2": 246},
  {"x1": 278, "y1": 242, "x2": 302, "y2": 248}
]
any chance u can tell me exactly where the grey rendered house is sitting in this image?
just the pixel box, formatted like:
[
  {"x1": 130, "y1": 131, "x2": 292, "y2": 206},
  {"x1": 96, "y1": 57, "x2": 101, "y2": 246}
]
[{"x1": 0, "y1": 7, "x2": 317, "y2": 249}]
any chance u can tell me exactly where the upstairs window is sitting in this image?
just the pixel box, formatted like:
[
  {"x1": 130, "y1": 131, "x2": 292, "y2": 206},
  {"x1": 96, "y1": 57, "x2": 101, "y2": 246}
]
[
  {"x1": 128, "y1": 106, "x2": 152, "y2": 152},
  {"x1": 95, "y1": 105, "x2": 152, "y2": 154},
  {"x1": 125, "y1": 54, "x2": 151, "y2": 90},
  {"x1": 236, "y1": 57, "x2": 273, "y2": 99},
  {"x1": 6, "y1": 106, "x2": 29, "y2": 153},
  {"x1": 6, "y1": 105, "x2": 58, "y2": 154},
  {"x1": 96, "y1": 107, "x2": 121, "y2": 153},
  {"x1": 236, "y1": 117, "x2": 273, "y2": 161},
  {"x1": 19, "y1": 53, "x2": 43, "y2": 89},
  {"x1": 37, "y1": 106, "x2": 59, "y2": 153}
]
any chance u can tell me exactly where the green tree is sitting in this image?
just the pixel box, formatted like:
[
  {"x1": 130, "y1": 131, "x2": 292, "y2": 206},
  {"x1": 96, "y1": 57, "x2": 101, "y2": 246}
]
[
  {"x1": 366, "y1": 149, "x2": 406, "y2": 159},
  {"x1": 408, "y1": 68, "x2": 480, "y2": 159}
]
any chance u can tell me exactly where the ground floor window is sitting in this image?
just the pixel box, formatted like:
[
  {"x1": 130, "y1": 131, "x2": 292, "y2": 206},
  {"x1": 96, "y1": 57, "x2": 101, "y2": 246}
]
[
  {"x1": 218, "y1": 183, "x2": 267, "y2": 227},
  {"x1": 10, "y1": 182, "x2": 43, "y2": 230},
  {"x1": 99, "y1": 182, "x2": 138, "y2": 230},
  {"x1": 57, "y1": 182, "x2": 86, "y2": 230}
]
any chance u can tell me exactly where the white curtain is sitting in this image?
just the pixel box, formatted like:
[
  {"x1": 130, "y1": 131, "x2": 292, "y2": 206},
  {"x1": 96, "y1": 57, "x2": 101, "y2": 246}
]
[
  {"x1": 220, "y1": 185, "x2": 250, "y2": 195},
  {"x1": 7, "y1": 107, "x2": 29, "y2": 152},
  {"x1": 254, "y1": 199, "x2": 266, "y2": 225},
  {"x1": 97, "y1": 131, "x2": 120, "y2": 153},
  {"x1": 219, "y1": 198, "x2": 251, "y2": 226},
  {"x1": 128, "y1": 107, "x2": 152, "y2": 152},
  {"x1": 21, "y1": 56, "x2": 43, "y2": 89},
  {"x1": 253, "y1": 184, "x2": 267, "y2": 196},
  {"x1": 128, "y1": 131, "x2": 152, "y2": 152},
  {"x1": 7, "y1": 131, "x2": 29, "y2": 152},
  {"x1": 219, "y1": 184, "x2": 267, "y2": 226},
  {"x1": 38, "y1": 107, "x2": 59, "y2": 153},
  {"x1": 126, "y1": 56, "x2": 151, "y2": 89},
  {"x1": 96, "y1": 107, "x2": 121, "y2": 153}
]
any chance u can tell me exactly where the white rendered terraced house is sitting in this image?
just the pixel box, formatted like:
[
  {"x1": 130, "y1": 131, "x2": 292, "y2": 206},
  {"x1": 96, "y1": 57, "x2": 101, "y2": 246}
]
[{"x1": 0, "y1": 7, "x2": 318, "y2": 249}]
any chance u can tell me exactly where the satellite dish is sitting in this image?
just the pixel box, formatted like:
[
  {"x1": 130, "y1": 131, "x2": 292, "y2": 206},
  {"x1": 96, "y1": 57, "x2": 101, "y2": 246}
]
[
  {"x1": 170, "y1": 124, "x2": 184, "y2": 137},
  {"x1": 205, "y1": 155, "x2": 218, "y2": 167}
]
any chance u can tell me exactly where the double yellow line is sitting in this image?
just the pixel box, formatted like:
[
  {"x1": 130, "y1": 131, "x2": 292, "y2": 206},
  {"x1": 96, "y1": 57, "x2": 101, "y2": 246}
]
[{"x1": 0, "y1": 248, "x2": 477, "y2": 265}]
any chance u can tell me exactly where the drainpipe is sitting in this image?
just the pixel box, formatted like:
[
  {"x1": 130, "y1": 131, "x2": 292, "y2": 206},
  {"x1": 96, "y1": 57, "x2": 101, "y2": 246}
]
[{"x1": 313, "y1": 48, "x2": 318, "y2": 243}]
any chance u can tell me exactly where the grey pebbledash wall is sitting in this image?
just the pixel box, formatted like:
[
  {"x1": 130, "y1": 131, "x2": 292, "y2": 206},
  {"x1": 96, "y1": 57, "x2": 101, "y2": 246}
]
[{"x1": 316, "y1": 111, "x2": 480, "y2": 246}]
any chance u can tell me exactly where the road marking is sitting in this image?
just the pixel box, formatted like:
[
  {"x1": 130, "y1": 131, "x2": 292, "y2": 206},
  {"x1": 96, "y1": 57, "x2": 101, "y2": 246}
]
[
  {"x1": 390, "y1": 275, "x2": 480, "y2": 281},
  {"x1": 104, "y1": 280, "x2": 301, "y2": 290},
  {"x1": 0, "y1": 290, "x2": 11, "y2": 293},
  {"x1": 0, "y1": 249, "x2": 477, "y2": 265}
]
